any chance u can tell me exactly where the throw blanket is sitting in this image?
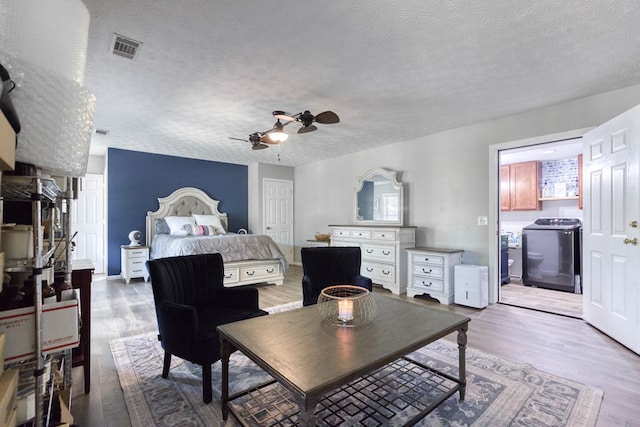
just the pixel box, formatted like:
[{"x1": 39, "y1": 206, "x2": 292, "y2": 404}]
[{"x1": 151, "y1": 233, "x2": 288, "y2": 271}]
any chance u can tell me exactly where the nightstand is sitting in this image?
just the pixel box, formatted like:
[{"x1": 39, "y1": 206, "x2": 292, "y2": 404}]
[{"x1": 121, "y1": 245, "x2": 150, "y2": 284}]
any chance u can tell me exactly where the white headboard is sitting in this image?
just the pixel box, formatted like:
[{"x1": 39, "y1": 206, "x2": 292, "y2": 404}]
[{"x1": 146, "y1": 187, "x2": 229, "y2": 246}]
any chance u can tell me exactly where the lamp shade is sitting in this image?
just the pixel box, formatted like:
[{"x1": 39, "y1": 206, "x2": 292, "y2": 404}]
[{"x1": 267, "y1": 119, "x2": 288, "y2": 143}]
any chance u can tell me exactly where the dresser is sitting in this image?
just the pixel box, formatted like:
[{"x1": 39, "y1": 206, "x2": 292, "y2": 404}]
[
  {"x1": 406, "y1": 247, "x2": 464, "y2": 304},
  {"x1": 121, "y1": 245, "x2": 150, "y2": 284},
  {"x1": 329, "y1": 225, "x2": 416, "y2": 294}
]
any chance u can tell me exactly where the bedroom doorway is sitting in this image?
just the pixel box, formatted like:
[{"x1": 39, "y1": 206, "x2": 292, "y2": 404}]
[
  {"x1": 263, "y1": 178, "x2": 294, "y2": 264},
  {"x1": 72, "y1": 173, "x2": 105, "y2": 274}
]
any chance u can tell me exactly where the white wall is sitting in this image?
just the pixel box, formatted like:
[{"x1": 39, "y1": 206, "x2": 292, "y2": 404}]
[{"x1": 294, "y1": 83, "x2": 640, "y2": 265}]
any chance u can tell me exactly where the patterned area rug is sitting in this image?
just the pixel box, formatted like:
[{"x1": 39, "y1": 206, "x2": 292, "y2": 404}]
[{"x1": 110, "y1": 302, "x2": 603, "y2": 426}]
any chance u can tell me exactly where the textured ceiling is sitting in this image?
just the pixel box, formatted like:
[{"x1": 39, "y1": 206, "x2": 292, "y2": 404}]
[{"x1": 82, "y1": 0, "x2": 640, "y2": 167}]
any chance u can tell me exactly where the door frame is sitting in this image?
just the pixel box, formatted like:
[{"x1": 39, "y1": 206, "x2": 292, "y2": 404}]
[{"x1": 488, "y1": 127, "x2": 592, "y2": 303}]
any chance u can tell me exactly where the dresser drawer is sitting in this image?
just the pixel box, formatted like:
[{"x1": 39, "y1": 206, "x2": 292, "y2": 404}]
[
  {"x1": 411, "y1": 253, "x2": 444, "y2": 266},
  {"x1": 362, "y1": 244, "x2": 395, "y2": 262},
  {"x1": 332, "y1": 229, "x2": 352, "y2": 238},
  {"x1": 126, "y1": 258, "x2": 147, "y2": 274},
  {"x1": 411, "y1": 277, "x2": 444, "y2": 293},
  {"x1": 362, "y1": 262, "x2": 395, "y2": 284},
  {"x1": 350, "y1": 230, "x2": 371, "y2": 239},
  {"x1": 240, "y1": 264, "x2": 280, "y2": 281},
  {"x1": 126, "y1": 248, "x2": 148, "y2": 259},
  {"x1": 412, "y1": 264, "x2": 444, "y2": 279},
  {"x1": 372, "y1": 230, "x2": 396, "y2": 241},
  {"x1": 223, "y1": 266, "x2": 239, "y2": 284}
]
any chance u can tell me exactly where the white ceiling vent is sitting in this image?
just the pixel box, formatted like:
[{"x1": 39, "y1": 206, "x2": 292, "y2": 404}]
[
  {"x1": 111, "y1": 34, "x2": 142, "y2": 60},
  {"x1": 94, "y1": 128, "x2": 110, "y2": 136}
]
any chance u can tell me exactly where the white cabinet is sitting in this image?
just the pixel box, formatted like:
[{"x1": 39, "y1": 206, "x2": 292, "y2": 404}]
[
  {"x1": 329, "y1": 225, "x2": 416, "y2": 294},
  {"x1": 406, "y1": 247, "x2": 463, "y2": 304},
  {"x1": 121, "y1": 245, "x2": 150, "y2": 284},
  {"x1": 454, "y1": 264, "x2": 489, "y2": 308}
]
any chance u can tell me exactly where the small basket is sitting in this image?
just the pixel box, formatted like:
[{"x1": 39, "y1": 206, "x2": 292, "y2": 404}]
[
  {"x1": 317, "y1": 285, "x2": 377, "y2": 327},
  {"x1": 314, "y1": 233, "x2": 331, "y2": 242}
]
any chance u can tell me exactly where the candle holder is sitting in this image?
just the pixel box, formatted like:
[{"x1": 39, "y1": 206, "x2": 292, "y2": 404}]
[{"x1": 317, "y1": 285, "x2": 377, "y2": 327}]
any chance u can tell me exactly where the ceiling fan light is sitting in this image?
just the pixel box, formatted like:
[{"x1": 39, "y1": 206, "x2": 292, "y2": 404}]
[{"x1": 268, "y1": 119, "x2": 288, "y2": 142}]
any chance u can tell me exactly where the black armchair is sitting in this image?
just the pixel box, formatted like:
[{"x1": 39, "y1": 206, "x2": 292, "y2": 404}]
[
  {"x1": 146, "y1": 253, "x2": 268, "y2": 403},
  {"x1": 301, "y1": 246, "x2": 373, "y2": 306}
]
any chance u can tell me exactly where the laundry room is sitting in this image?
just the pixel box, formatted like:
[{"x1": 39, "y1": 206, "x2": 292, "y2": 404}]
[{"x1": 499, "y1": 139, "x2": 583, "y2": 317}]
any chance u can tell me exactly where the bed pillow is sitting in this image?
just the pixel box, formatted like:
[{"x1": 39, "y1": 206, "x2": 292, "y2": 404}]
[
  {"x1": 192, "y1": 214, "x2": 226, "y2": 235},
  {"x1": 181, "y1": 224, "x2": 221, "y2": 236},
  {"x1": 164, "y1": 216, "x2": 196, "y2": 236},
  {"x1": 155, "y1": 218, "x2": 170, "y2": 234}
]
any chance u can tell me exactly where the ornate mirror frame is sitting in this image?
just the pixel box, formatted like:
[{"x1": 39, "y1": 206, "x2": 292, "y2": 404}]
[{"x1": 354, "y1": 168, "x2": 404, "y2": 226}]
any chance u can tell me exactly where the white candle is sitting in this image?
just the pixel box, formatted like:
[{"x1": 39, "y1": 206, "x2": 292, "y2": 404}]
[{"x1": 338, "y1": 299, "x2": 354, "y2": 322}]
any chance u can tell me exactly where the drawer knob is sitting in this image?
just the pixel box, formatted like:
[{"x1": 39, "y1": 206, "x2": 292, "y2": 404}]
[
  {"x1": 424, "y1": 258, "x2": 430, "y2": 261},
  {"x1": 422, "y1": 281, "x2": 432, "y2": 287},
  {"x1": 382, "y1": 270, "x2": 390, "y2": 275},
  {"x1": 247, "y1": 271, "x2": 255, "y2": 276},
  {"x1": 422, "y1": 268, "x2": 432, "y2": 274},
  {"x1": 266, "y1": 268, "x2": 274, "y2": 273},
  {"x1": 366, "y1": 267, "x2": 373, "y2": 272},
  {"x1": 224, "y1": 274, "x2": 232, "y2": 279},
  {"x1": 366, "y1": 249, "x2": 373, "y2": 253},
  {"x1": 382, "y1": 250, "x2": 390, "y2": 255}
]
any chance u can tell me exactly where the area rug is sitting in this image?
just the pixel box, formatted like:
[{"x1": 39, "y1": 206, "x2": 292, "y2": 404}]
[{"x1": 110, "y1": 302, "x2": 603, "y2": 426}]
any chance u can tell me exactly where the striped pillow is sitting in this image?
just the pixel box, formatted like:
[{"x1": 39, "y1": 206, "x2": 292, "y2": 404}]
[{"x1": 181, "y1": 224, "x2": 220, "y2": 236}]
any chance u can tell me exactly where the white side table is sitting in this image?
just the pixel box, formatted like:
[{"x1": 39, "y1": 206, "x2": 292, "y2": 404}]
[{"x1": 121, "y1": 245, "x2": 150, "y2": 284}]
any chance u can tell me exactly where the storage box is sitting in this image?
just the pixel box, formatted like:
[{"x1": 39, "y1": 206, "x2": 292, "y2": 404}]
[
  {"x1": 0, "y1": 111, "x2": 16, "y2": 171},
  {"x1": 0, "y1": 298, "x2": 79, "y2": 364},
  {"x1": 0, "y1": 368, "x2": 18, "y2": 427}
]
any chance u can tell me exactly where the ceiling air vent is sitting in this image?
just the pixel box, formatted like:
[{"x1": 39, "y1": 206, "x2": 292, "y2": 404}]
[
  {"x1": 111, "y1": 34, "x2": 142, "y2": 60},
  {"x1": 94, "y1": 129, "x2": 110, "y2": 136}
]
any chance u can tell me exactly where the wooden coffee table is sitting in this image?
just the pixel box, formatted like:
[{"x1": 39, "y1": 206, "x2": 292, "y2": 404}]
[{"x1": 218, "y1": 293, "x2": 470, "y2": 426}]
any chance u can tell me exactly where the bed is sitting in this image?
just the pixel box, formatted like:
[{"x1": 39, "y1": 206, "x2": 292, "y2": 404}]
[{"x1": 146, "y1": 187, "x2": 286, "y2": 287}]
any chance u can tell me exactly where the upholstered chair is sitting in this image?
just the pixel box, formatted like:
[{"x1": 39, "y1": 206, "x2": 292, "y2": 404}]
[
  {"x1": 301, "y1": 246, "x2": 373, "y2": 306},
  {"x1": 146, "y1": 253, "x2": 268, "y2": 403}
]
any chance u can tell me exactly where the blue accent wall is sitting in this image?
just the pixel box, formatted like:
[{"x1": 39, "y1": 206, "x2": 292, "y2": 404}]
[{"x1": 107, "y1": 148, "x2": 248, "y2": 276}]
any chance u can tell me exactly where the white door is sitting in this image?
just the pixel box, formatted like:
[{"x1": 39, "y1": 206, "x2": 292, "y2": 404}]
[
  {"x1": 582, "y1": 104, "x2": 640, "y2": 354},
  {"x1": 71, "y1": 174, "x2": 105, "y2": 274},
  {"x1": 263, "y1": 179, "x2": 294, "y2": 264}
]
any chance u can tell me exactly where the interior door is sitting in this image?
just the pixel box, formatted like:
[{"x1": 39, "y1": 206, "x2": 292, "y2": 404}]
[
  {"x1": 71, "y1": 174, "x2": 105, "y2": 274},
  {"x1": 582, "y1": 104, "x2": 640, "y2": 354},
  {"x1": 263, "y1": 178, "x2": 294, "y2": 264}
]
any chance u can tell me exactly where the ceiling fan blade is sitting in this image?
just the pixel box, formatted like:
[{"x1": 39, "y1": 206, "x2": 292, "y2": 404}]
[
  {"x1": 298, "y1": 124, "x2": 317, "y2": 134},
  {"x1": 314, "y1": 111, "x2": 340, "y2": 124},
  {"x1": 272, "y1": 110, "x2": 298, "y2": 122},
  {"x1": 251, "y1": 143, "x2": 269, "y2": 150},
  {"x1": 229, "y1": 137, "x2": 248, "y2": 142}
]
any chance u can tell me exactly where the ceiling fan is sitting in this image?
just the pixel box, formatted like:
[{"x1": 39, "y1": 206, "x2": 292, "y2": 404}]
[
  {"x1": 272, "y1": 110, "x2": 340, "y2": 134},
  {"x1": 228, "y1": 132, "x2": 270, "y2": 150},
  {"x1": 228, "y1": 120, "x2": 292, "y2": 150}
]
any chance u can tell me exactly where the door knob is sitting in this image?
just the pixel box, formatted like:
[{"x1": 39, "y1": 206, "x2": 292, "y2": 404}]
[
  {"x1": 623, "y1": 237, "x2": 638, "y2": 245},
  {"x1": 630, "y1": 220, "x2": 638, "y2": 228}
]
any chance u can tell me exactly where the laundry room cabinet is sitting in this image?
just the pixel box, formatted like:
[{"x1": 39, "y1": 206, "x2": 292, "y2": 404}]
[{"x1": 500, "y1": 161, "x2": 541, "y2": 211}]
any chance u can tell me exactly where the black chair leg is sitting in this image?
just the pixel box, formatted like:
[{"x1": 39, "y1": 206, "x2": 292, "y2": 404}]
[
  {"x1": 202, "y1": 363, "x2": 212, "y2": 403},
  {"x1": 162, "y1": 351, "x2": 171, "y2": 378}
]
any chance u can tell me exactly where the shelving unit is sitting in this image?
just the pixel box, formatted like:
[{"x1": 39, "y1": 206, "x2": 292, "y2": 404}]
[{"x1": 1, "y1": 174, "x2": 75, "y2": 427}]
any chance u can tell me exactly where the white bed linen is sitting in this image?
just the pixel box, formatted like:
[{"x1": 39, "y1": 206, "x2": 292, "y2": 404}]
[{"x1": 151, "y1": 232, "x2": 288, "y2": 271}]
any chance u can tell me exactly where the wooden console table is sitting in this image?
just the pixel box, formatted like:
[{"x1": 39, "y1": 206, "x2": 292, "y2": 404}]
[{"x1": 71, "y1": 259, "x2": 95, "y2": 394}]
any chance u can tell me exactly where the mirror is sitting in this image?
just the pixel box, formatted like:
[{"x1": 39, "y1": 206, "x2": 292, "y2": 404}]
[{"x1": 354, "y1": 168, "x2": 404, "y2": 225}]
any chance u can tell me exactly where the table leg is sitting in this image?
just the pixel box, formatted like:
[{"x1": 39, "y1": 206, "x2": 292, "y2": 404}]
[
  {"x1": 457, "y1": 324, "x2": 468, "y2": 400},
  {"x1": 220, "y1": 340, "x2": 231, "y2": 420},
  {"x1": 298, "y1": 399, "x2": 318, "y2": 426}
]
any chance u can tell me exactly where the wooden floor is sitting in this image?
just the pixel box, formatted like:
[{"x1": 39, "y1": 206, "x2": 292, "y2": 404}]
[
  {"x1": 70, "y1": 264, "x2": 640, "y2": 427},
  {"x1": 500, "y1": 277, "x2": 583, "y2": 318}
]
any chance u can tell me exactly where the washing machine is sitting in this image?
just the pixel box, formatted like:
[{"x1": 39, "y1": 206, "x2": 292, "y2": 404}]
[{"x1": 522, "y1": 218, "x2": 582, "y2": 293}]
